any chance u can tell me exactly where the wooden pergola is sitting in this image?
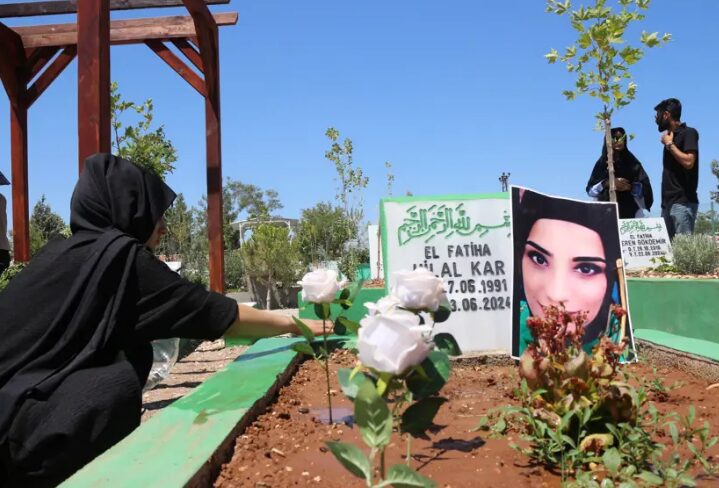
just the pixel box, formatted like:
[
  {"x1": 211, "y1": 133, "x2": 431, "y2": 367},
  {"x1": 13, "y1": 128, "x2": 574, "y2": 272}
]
[{"x1": 0, "y1": 0, "x2": 237, "y2": 292}]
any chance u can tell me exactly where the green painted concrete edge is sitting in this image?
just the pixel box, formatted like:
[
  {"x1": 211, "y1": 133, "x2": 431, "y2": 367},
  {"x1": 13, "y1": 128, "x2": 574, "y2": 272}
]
[
  {"x1": 626, "y1": 278, "x2": 719, "y2": 346},
  {"x1": 60, "y1": 336, "x2": 304, "y2": 488},
  {"x1": 634, "y1": 329, "x2": 719, "y2": 362},
  {"x1": 298, "y1": 288, "x2": 386, "y2": 322}
]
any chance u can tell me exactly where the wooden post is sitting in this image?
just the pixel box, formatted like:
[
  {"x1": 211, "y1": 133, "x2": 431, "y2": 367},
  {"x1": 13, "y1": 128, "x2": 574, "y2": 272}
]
[
  {"x1": 10, "y1": 97, "x2": 30, "y2": 262},
  {"x1": 77, "y1": 0, "x2": 111, "y2": 173},
  {"x1": 205, "y1": 33, "x2": 224, "y2": 293}
]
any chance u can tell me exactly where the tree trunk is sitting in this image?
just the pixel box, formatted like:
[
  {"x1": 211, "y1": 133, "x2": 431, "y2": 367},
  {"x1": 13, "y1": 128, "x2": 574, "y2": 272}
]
[
  {"x1": 605, "y1": 117, "x2": 617, "y2": 203},
  {"x1": 265, "y1": 273, "x2": 272, "y2": 310}
]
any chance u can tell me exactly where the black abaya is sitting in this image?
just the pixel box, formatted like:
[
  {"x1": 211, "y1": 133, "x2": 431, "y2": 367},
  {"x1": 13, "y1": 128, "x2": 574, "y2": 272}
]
[
  {"x1": 585, "y1": 131, "x2": 654, "y2": 219},
  {"x1": 0, "y1": 154, "x2": 237, "y2": 486}
]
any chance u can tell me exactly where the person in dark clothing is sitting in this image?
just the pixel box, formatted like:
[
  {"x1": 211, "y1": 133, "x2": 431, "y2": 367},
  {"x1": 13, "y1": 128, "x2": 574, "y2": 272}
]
[
  {"x1": 0, "y1": 154, "x2": 327, "y2": 487},
  {"x1": 585, "y1": 127, "x2": 654, "y2": 219},
  {"x1": 654, "y1": 98, "x2": 699, "y2": 239}
]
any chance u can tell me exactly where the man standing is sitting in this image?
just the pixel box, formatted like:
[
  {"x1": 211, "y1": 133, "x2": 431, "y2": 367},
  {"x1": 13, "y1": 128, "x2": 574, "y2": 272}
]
[
  {"x1": 0, "y1": 171, "x2": 10, "y2": 275},
  {"x1": 655, "y1": 98, "x2": 699, "y2": 239}
]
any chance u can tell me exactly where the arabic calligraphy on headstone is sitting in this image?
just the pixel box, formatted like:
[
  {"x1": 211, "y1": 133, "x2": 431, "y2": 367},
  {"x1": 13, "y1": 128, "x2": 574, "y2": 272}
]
[{"x1": 397, "y1": 203, "x2": 510, "y2": 246}]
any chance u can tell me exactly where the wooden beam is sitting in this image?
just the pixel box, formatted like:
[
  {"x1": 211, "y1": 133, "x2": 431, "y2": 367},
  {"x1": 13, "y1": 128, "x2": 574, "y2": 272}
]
[
  {"x1": 10, "y1": 99, "x2": 30, "y2": 262},
  {"x1": 171, "y1": 38, "x2": 203, "y2": 72},
  {"x1": 146, "y1": 40, "x2": 205, "y2": 96},
  {"x1": 0, "y1": 0, "x2": 230, "y2": 18},
  {"x1": 77, "y1": 0, "x2": 111, "y2": 172},
  {"x1": 0, "y1": 22, "x2": 27, "y2": 103},
  {"x1": 13, "y1": 12, "x2": 238, "y2": 48},
  {"x1": 182, "y1": 0, "x2": 224, "y2": 291},
  {"x1": 182, "y1": 0, "x2": 218, "y2": 103},
  {"x1": 27, "y1": 46, "x2": 76, "y2": 107},
  {"x1": 26, "y1": 46, "x2": 60, "y2": 81}
]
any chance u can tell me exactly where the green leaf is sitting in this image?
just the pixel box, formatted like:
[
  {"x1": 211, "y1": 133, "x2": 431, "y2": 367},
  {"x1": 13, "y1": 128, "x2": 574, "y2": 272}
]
[
  {"x1": 337, "y1": 316, "x2": 360, "y2": 335},
  {"x1": 337, "y1": 368, "x2": 368, "y2": 401},
  {"x1": 376, "y1": 464, "x2": 436, "y2": 488},
  {"x1": 354, "y1": 380, "x2": 393, "y2": 448},
  {"x1": 406, "y1": 351, "x2": 451, "y2": 399},
  {"x1": 544, "y1": 48, "x2": 559, "y2": 63},
  {"x1": 688, "y1": 405, "x2": 696, "y2": 426},
  {"x1": 668, "y1": 422, "x2": 679, "y2": 445},
  {"x1": 325, "y1": 441, "x2": 372, "y2": 481},
  {"x1": 348, "y1": 280, "x2": 364, "y2": 302},
  {"x1": 637, "y1": 470, "x2": 663, "y2": 486},
  {"x1": 602, "y1": 448, "x2": 622, "y2": 476},
  {"x1": 400, "y1": 397, "x2": 447, "y2": 437},
  {"x1": 431, "y1": 304, "x2": 451, "y2": 323},
  {"x1": 291, "y1": 342, "x2": 316, "y2": 357},
  {"x1": 432, "y1": 333, "x2": 461, "y2": 356},
  {"x1": 339, "y1": 288, "x2": 351, "y2": 301},
  {"x1": 314, "y1": 303, "x2": 331, "y2": 320},
  {"x1": 291, "y1": 316, "x2": 315, "y2": 342}
]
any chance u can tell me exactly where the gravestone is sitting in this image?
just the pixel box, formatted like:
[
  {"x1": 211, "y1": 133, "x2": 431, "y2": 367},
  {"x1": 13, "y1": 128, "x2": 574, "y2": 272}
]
[
  {"x1": 619, "y1": 218, "x2": 672, "y2": 270},
  {"x1": 380, "y1": 194, "x2": 512, "y2": 352}
]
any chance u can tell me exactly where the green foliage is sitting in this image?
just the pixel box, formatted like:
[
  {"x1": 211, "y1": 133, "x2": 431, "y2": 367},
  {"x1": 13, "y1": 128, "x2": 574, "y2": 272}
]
[
  {"x1": 649, "y1": 255, "x2": 677, "y2": 273},
  {"x1": 339, "y1": 245, "x2": 369, "y2": 282},
  {"x1": 241, "y1": 223, "x2": 301, "y2": 306},
  {"x1": 156, "y1": 193, "x2": 193, "y2": 258},
  {"x1": 29, "y1": 195, "x2": 69, "y2": 256},
  {"x1": 223, "y1": 249, "x2": 245, "y2": 290},
  {"x1": 671, "y1": 234, "x2": 719, "y2": 275},
  {"x1": 545, "y1": 0, "x2": 670, "y2": 117},
  {"x1": 111, "y1": 81, "x2": 177, "y2": 179},
  {"x1": 694, "y1": 209, "x2": 718, "y2": 236},
  {"x1": 545, "y1": 0, "x2": 669, "y2": 202},
  {"x1": 710, "y1": 158, "x2": 719, "y2": 205},
  {"x1": 0, "y1": 261, "x2": 26, "y2": 292},
  {"x1": 295, "y1": 202, "x2": 356, "y2": 265}
]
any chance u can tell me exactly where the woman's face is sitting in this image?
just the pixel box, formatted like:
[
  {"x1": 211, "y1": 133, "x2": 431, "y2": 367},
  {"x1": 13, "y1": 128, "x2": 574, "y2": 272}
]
[
  {"x1": 522, "y1": 219, "x2": 608, "y2": 323},
  {"x1": 612, "y1": 133, "x2": 626, "y2": 152},
  {"x1": 145, "y1": 217, "x2": 167, "y2": 251}
]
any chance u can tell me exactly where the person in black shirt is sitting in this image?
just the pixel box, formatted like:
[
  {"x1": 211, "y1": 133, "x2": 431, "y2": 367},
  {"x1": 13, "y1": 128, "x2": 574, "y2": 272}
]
[
  {"x1": 0, "y1": 154, "x2": 328, "y2": 487},
  {"x1": 586, "y1": 127, "x2": 654, "y2": 219},
  {"x1": 654, "y1": 98, "x2": 699, "y2": 239}
]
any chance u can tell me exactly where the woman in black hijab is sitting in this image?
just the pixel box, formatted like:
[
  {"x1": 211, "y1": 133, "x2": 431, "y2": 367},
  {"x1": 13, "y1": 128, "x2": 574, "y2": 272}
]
[
  {"x1": 586, "y1": 127, "x2": 654, "y2": 219},
  {"x1": 0, "y1": 154, "x2": 326, "y2": 487}
]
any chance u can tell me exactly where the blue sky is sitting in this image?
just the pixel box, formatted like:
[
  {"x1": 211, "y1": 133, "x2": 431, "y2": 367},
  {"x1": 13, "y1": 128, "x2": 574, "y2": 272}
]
[{"x1": 1, "y1": 0, "x2": 718, "y2": 228}]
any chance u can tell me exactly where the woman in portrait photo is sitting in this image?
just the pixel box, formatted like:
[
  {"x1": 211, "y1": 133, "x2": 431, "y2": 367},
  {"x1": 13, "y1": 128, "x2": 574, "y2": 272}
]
[{"x1": 511, "y1": 187, "x2": 632, "y2": 358}]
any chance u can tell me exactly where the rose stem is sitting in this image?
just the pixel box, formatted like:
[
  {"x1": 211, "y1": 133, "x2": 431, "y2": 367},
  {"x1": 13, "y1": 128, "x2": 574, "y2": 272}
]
[{"x1": 323, "y1": 317, "x2": 333, "y2": 424}]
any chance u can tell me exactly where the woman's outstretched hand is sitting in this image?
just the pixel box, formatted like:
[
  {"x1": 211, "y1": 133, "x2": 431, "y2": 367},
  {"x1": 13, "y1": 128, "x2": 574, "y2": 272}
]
[{"x1": 292, "y1": 318, "x2": 334, "y2": 337}]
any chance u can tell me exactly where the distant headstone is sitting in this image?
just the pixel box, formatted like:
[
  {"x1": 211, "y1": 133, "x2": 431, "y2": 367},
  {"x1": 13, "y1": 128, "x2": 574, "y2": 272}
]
[
  {"x1": 380, "y1": 194, "x2": 512, "y2": 352},
  {"x1": 618, "y1": 218, "x2": 672, "y2": 270}
]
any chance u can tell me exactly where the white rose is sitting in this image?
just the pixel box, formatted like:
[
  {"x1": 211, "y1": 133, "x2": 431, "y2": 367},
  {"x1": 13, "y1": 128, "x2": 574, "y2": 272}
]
[
  {"x1": 298, "y1": 269, "x2": 344, "y2": 304},
  {"x1": 357, "y1": 313, "x2": 431, "y2": 375},
  {"x1": 365, "y1": 295, "x2": 402, "y2": 316},
  {"x1": 392, "y1": 268, "x2": 446, "y2": 312}
]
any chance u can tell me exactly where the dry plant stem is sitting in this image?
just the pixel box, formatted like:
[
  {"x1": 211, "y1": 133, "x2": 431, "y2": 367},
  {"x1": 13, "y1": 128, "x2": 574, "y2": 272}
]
[{"x1": 322, "y1": 318, "x2": 333, "y2": 424}]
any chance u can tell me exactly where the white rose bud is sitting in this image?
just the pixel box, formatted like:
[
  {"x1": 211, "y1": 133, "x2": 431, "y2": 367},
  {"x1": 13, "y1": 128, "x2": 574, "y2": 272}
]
[
  {"x1": 392, "y1": 268, "x2": 446, "y2": 312},
  {"x1": 357, "y1": 313, "x2": 431, "y2": 375},
  {"x1": 298, "y1": 269, "x2": 344, "y2": 304}
]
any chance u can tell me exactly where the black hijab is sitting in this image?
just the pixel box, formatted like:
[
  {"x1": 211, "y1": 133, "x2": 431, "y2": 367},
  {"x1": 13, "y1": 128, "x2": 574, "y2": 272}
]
[
  {"x1": 0, "y1": 154, "x2": 175, "y2": 439},
  {"x1": 585, "y1": 127, "x2": 654, "y2": 217},
  {"x1": 511, "y1": 188, "x2": 621, "y2": 351}
]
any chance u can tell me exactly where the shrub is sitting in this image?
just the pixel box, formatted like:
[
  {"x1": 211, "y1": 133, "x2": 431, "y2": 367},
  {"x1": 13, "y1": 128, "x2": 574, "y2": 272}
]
[
  {"x1": 671, "y1": 234, "x2": 719, "y2": 275},
  {"x1": 224, "y1": 249, "x2": 245, "y2": 291},
  {"x1": 0, "y1": 261, "x2": 26, "y2": 293}
]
